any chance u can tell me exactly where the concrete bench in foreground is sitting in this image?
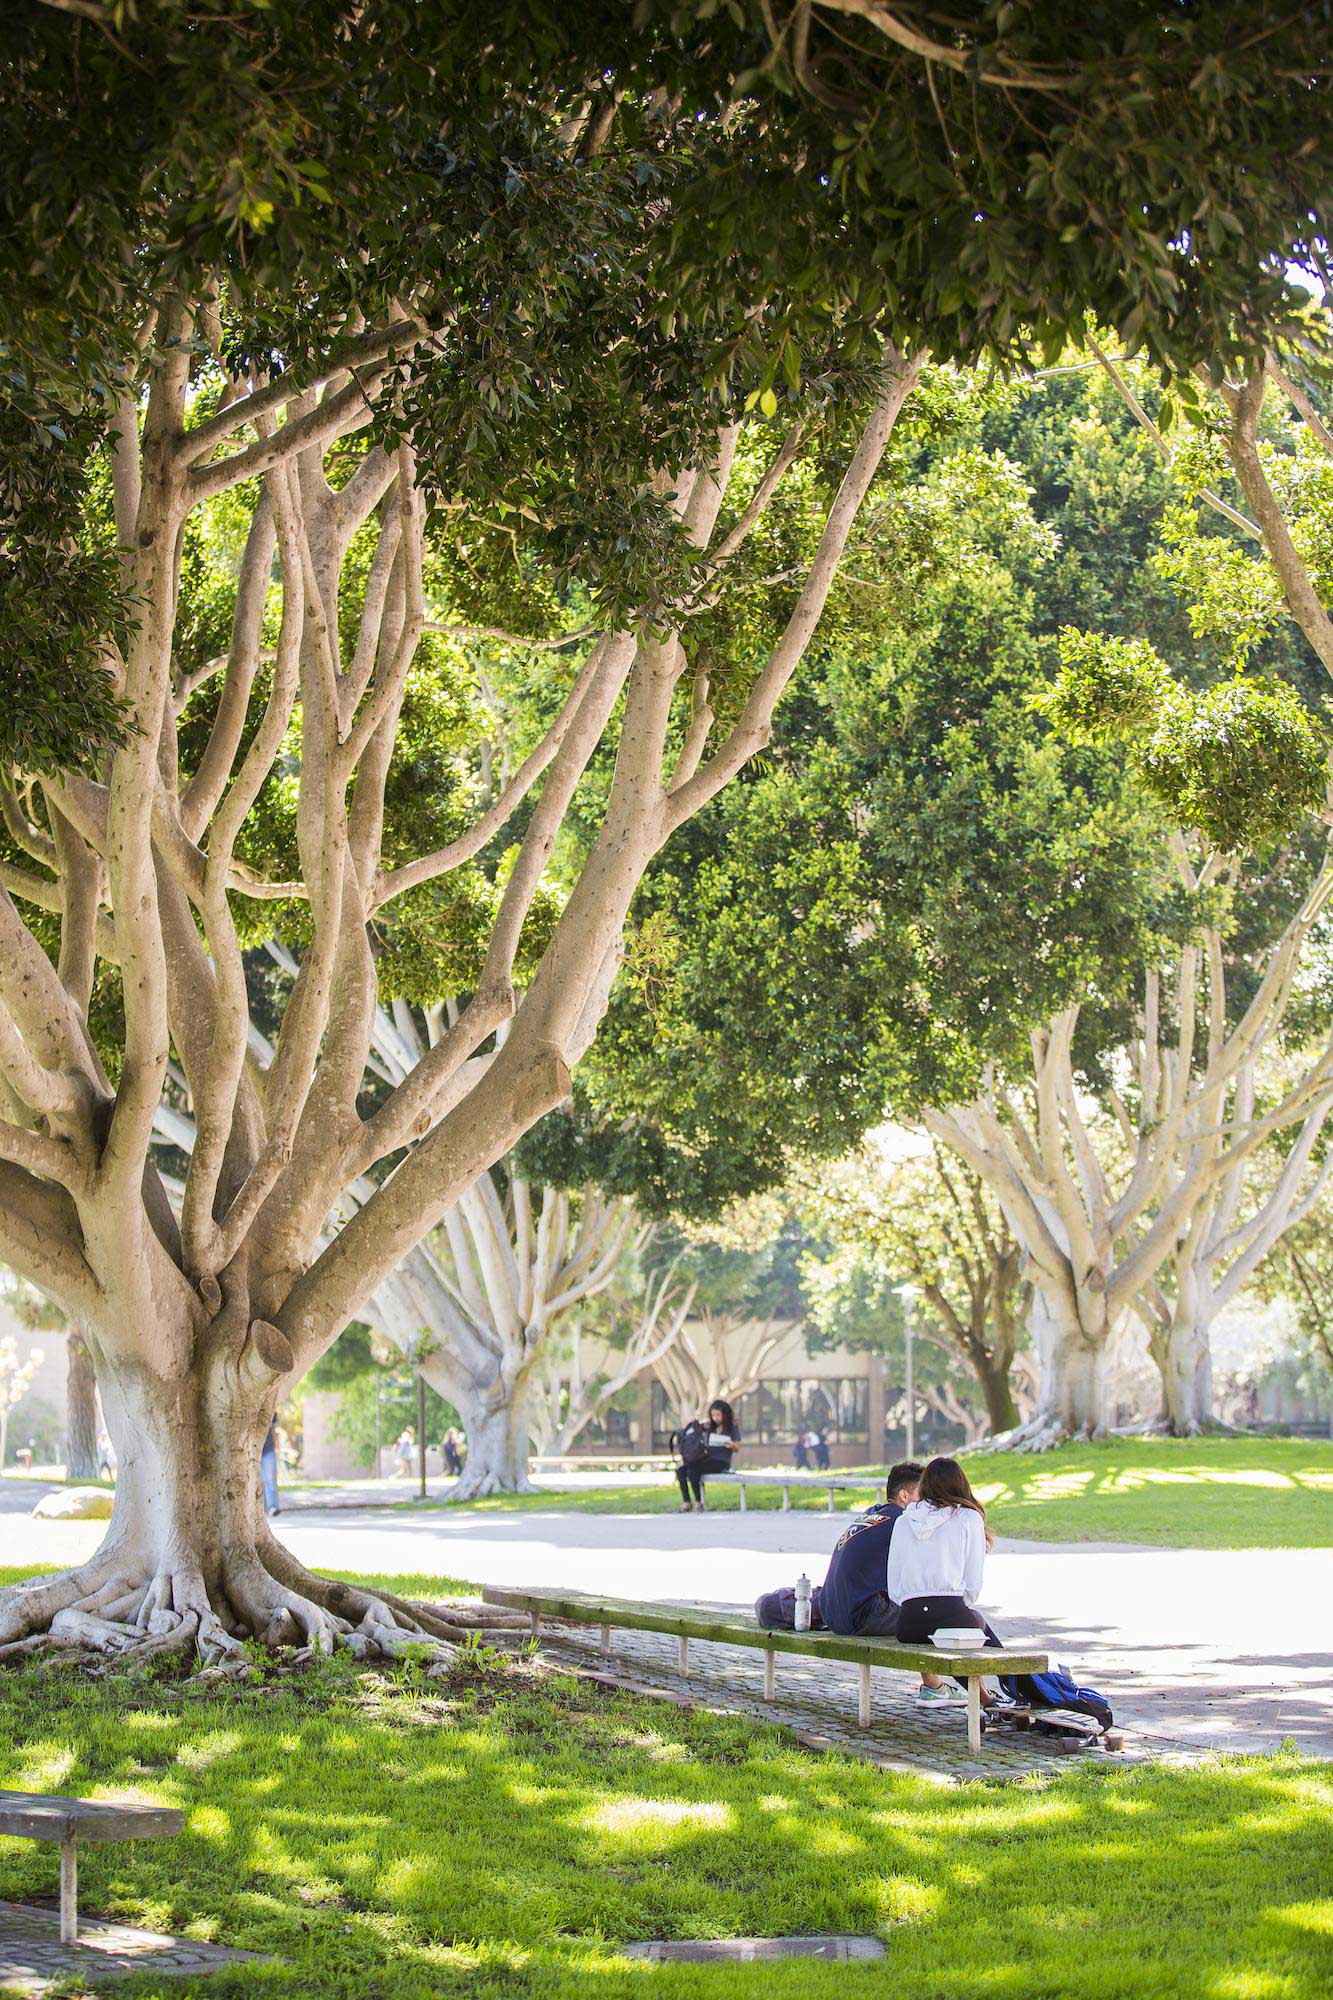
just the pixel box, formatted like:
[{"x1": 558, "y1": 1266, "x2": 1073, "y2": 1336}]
[
  {"x1": 0, "y1": 1791, "x2": 183, "y2": 1944},
  {"x1": 483, "y1": 1583, "x2": 1046, "y2": 1755}
]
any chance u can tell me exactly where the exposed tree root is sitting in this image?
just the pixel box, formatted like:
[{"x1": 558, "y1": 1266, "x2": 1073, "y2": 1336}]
[
  {"x1": 967, "y1": 1413, "x2": 1102, "y2": 1454},
  {"x1": 443, "y1": 1471, "x2": 537, "y2": 1503},
  {"x1": 256, "y1": 1531, "x2": 528, "y2": 1647},
  {"x1": 0, "y1": 1535, "x2": 532, "y2": 1676}
]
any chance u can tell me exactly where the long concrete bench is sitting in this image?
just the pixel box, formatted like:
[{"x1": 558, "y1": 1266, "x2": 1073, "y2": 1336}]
[
  {"x1": 0, "y1": 1791, "x2": 183, "y2": 1944},
  {"x1": 484, "y1": 1583, "x2": 1046, "y2": 1755}
]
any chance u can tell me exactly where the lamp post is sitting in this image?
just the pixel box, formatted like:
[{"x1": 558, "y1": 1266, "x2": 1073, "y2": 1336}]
[{"x1": 900, "y1": 1285, "x2": 919, "y2": 1460}]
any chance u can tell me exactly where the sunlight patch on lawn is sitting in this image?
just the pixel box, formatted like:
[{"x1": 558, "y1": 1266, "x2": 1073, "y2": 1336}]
[
  {"x1": 1025, "y1": 1469, "x2": 1099, "y2": 1499},
  {"x1": 176, "y1": 1730, "x2": 245, "y2": 1769},
  {"x1": 867, "y1": 1873, "x2": 941, "y2": 1924},
  {"x1": 582, "y1": 1796, "x2": 734, "y2": 1836},
  {"x1": 804, "y1": 1823, "x2": 866, "y2": 1859},
  {"x1": 873, "y1": 1795, "x2": 1084, "y2": 1839},
  {"x1": 12, "y1": 1744, "x2": 76, "y2": 1792},
  {"x1": 189, "y1": 1803, "x2": 231, "y2": 1845},
  {"x1": 1266, "y1": 1902, "x2": 1333, "y2": 1938}
]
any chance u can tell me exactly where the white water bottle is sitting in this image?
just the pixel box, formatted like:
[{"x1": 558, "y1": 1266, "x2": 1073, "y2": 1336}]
[{"x1": 794, "y1": 1573, "x2": 812, "y2": 1632}]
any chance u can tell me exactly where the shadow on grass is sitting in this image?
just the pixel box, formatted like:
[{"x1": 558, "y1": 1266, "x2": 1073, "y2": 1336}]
[{"x1": 0, "y1": 1655, "x2": 1330, "y2": 1999}]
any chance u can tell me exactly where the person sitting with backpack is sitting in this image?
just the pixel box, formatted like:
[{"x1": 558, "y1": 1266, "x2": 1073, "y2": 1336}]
[
  {"x1": 886, "y1": 1453, "x2": 1014, "y2": 1709},
  {"x1": 672, "y1": 1400, "x2": 740, "y2": 1510}
]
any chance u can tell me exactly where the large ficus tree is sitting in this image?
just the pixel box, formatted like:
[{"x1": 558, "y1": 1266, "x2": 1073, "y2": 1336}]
[{"x1": 0, "y1": 2, "x2": 1327, "y2": 1668}]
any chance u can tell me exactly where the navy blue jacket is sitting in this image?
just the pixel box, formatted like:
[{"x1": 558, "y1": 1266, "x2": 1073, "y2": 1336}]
[{"x1": 818, "y1": 1502, "x2": 903, "y2": 1635}]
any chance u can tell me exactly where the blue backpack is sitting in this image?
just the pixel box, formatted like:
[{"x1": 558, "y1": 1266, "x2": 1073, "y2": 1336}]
[{"x1": 999, "y1": 1666, "x2": 1113, "y2": 1730}]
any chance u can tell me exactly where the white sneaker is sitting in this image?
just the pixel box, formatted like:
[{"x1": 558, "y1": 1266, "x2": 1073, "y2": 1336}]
[{"x1": 915, "y1": 1683, "x2": 968, "y2": 1707}]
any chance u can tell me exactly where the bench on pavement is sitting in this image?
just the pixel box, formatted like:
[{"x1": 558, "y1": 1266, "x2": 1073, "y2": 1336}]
[
  {"x1": 483, "y1": 1583, "x2": 1047, "y2": 1756},
  {"x1": 0, "y1": 1791, "x2": 183, "y2": 1944}
]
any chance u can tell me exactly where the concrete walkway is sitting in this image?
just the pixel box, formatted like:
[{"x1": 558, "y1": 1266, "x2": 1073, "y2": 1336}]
[{"x1": 6, "y1": 1481, "x2": 1329, "y2": 1758}]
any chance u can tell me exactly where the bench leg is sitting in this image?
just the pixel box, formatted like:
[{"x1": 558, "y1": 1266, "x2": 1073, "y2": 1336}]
[
  {"x1": 678, "y1": 1636, "x2": 689, "y2": 1674},
  {"x1": 764, "y1": 1650, "x2": 775, "y2": 1701},
  {"x1": 600, "y1": 1623, "x2": 612, "y2": 1655},
  {"x1": 967, "y1": 1677, "x2": 982, "y2": 1757},
  {"x1": 60, "y1": 1836, "x2": 77, "y2": 1945},
  {"x1": 529, "y1": 1610, "x2": 540, "y2": 1637},
  {"x1": 858, "y1": 1663, "x2": 872, "y2": 1728},
  {"x1": 781, "y1": 1485, "x2": 790, "y2": 1512},
  {"x1": 739, "y1": 1483, "x2": 747, "y2": 1512},
  {"x1": 826, "y1": 1487, "x2": 834, "y2": 1514}
]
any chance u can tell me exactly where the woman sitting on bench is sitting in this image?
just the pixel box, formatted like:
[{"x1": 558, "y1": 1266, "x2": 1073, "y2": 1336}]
[
  {"x1": 674, "y1": 1400, "x2": 740, "y2": 1511},
  {"x1": 887, "y1": 1455, "x2": 1010, "y2": 1709}
]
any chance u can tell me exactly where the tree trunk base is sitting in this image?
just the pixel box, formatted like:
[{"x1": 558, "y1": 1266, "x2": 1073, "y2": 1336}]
[
  {"x1": 444, "y1": 1467, "x2": 538, "y2": 1502},
  {"x1": 1107, "y1": 1416, "x2": 1244, "y2": 1441},
  {"x1": 970, "y1": 1412, "x2": 1103, "y2": 1455}
]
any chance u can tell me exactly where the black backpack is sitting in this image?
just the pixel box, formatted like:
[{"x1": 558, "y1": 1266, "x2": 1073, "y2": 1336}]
[{"x1": 673, "y1": 1420, "x2": 712, "y2": 1466}]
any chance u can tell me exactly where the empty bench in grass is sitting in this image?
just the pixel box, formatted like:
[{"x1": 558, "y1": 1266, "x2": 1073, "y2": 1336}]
[
  {"x1": 483, "y1": 1584, "x2": 1047, "y2": 1756},
  {"x1": 0, "y1": 1791, "x2": 183, "y2": 1944}
]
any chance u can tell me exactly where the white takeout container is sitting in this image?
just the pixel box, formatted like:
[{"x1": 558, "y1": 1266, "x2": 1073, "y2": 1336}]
[{"x1": 931, "y1": 1627, "x2": 987, "y2": 1650}]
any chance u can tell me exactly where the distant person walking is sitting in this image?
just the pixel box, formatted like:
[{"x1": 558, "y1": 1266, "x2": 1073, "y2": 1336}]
[
  {"x1": 260, "y1": 1415, "x2": 280, "y2": 1517},
  {"x1": 813, "y1": 1430, "x2": 831, "y2": 1471},
  {"x1": 442, "y1": 1427, "x2": 463, "y2": 1477},
  {"x1": 393, "y1": 1426, "x2": 416, "y2": 1478}
]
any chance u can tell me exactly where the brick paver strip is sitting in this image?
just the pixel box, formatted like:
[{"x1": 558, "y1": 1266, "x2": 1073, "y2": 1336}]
[
  {"x1": 0, "y1": 1902, "x2": 264, "y2": 1993},
  {"x1": 533, "y1": 1625, "x2": 1192, "y2": 1775}
]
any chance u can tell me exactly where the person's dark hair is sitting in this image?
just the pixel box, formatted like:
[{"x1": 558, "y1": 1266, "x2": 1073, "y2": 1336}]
[
  {"x1": 708, "y1": 1399, "x2": 736, "y2": 1434},
  {"x1": 918, "y1": 1455, "x2": 993, "y2": 1546},
  {"x1": 885, "y1": 1460, "x2": 924, "y2": 1503}
]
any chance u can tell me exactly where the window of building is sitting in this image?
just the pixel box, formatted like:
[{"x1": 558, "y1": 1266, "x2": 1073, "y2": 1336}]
[{"x1": 653, "y1": 1376, "x2": 868, "y2": 1447}]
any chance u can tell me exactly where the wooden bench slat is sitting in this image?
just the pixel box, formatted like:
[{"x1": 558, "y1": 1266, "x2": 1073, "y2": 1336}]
[
  {"x1": 0, "y1": 1791, "x2": 183, "y2": 1844},
  {"x1": 481, "y1": 1585, "x2": 1047, "y2": 1677}
]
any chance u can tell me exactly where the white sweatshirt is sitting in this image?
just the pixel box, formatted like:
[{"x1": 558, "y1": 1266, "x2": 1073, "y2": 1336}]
[{"x1": 886, "y1": 1500, "x2": 986, "y2": 1607}]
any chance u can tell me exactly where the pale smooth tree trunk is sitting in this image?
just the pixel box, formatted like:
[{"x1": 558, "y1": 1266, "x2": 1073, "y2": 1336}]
[
  {"x1": 987, "y1": 1285, "x2": 1112, "y2": 1451},
  {"x1": 65, "y1": 1329, "x2": 100, "y2": 1482},
  {"x1": 420, "y1": 1356, "x2": 538, "y2": 1499},
  {"x1": 1157, "y1": 1317, "x2": 1214, "y2": 1435}
]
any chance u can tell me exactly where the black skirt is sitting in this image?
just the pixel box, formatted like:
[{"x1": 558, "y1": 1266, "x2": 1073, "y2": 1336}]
[{"x1": 895, "y1": 1594, "x2": 1003, "y2": 1647}]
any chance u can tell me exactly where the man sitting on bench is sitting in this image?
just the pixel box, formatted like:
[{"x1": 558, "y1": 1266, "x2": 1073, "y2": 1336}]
[
  {"x1": 754, "y1": 1460, "x2": 925, "y2": 1636},
  {"x1": 753, "y1": 1459, "x2": 954, "y2": 1701}
]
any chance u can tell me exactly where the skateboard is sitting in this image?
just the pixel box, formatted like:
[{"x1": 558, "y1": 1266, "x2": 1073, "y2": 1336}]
[{"x1": 988, "y1": 1704, "x2": 1125, "y2": 1753}]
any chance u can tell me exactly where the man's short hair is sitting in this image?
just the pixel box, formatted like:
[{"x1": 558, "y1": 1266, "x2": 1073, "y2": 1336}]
[{"x1": 886, "y1": 1460, "x2": 924, "y2": 1502}]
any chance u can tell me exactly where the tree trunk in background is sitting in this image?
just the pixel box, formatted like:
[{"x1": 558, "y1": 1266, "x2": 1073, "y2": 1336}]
[
  {"x1": 987, "y1": 1289, "x2": 1111, "y2": 1450},
  {"x1": 441, "y1": 1376, "x2": 536, "y2": 1499},
  {"x1": 1154, "y1": 1316, "x2": 1215, "y2": 1436},
  {"x1": 65, "y1": 1329, "x2": 99, "y2": 1480},
  {"x1": 975, "y1": 1354, "x2": 1020, "y2": 1436}
]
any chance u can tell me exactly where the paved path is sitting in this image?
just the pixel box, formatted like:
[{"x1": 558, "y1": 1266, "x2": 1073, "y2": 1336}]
[{"x1": 6, "y1": 1482, "x2": 1329, "y2": 1758}]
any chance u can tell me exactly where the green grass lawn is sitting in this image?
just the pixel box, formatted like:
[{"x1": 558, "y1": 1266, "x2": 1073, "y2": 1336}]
[
  {"x1": 0, "y1": 1640, "x2": 1330, "y2": 2000},
  {"x1": 357, "y1": 1436, "x2": 1333, "y2": 1548}
]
